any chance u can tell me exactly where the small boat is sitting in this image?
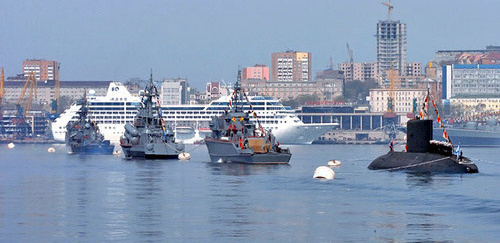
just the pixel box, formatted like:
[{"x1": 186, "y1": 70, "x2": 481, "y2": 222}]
[
  {"x1": 204, "y1": 70, "x2": 291, "y2": 164},
  {"x1": 65, "y1": 95, "x2": 114, "y2": 155}
]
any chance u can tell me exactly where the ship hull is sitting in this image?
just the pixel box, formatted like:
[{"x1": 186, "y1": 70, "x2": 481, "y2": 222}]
[
  {"x1": 369, "y1": 151, "x2": 478, "y2": 173},
  {"x1": 121, "y1": 143, "x2": 182, "y2": 159},
  {"x1": 433, "y1": 128, "x2": 500, "y2": 146},
  {"x1": 273, "y1": 123, "x2": 337, "y2": 144},
  {"x1": 70, "y1": 144, "x2": 114, "y2": 155},
  {"x1": 205, "y1": 138, "x2": 291, "y2": 164}
]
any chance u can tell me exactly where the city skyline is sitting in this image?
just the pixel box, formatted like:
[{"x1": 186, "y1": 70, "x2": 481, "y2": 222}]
[{"x1": 0, "y1": 0, "x2": 498, "y2": 89}]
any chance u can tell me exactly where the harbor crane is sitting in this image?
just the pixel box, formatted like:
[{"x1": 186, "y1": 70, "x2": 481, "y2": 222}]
[{"x1": 381, "y1": 0, "x2": 394, "y2": 21}]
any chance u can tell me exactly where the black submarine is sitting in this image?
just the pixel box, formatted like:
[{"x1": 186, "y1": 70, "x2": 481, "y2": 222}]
[{"x1": 368, "y1": 119, "x2": 478, "y2": 173}]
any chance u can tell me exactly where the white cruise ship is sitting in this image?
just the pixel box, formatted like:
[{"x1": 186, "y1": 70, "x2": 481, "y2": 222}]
[{"x1": 52, "y1": 82, "x2": 338, "y2": 144}]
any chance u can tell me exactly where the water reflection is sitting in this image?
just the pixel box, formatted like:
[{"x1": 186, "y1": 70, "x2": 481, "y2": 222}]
[{"x1": 207, "y1": 163, "x2": 290, "y2": 176}]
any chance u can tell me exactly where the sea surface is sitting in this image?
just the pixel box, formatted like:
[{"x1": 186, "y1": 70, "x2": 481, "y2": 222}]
[{"x1": 0, "y1": 143, "x2": 499, "y2": 242}]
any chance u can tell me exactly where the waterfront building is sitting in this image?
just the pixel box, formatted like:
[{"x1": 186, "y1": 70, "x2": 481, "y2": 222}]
[
  {"x1": 442, "y1": 64, "x2": 500, "y2": 99},
  {"x1": 22, "y1": 59, "x2": 60, "y2": 81},
  {"x1": 160, "y1": 78, "x2": 189, "y2": 105},
  {"x1": 369, "y1": 88, "x2": 426, "y2": 113},
  {"x1": 243, "y1": 64, "x2": 269, "y2": 81},
  {"x1": 205, "y1": 82, "x2": 230, "y2": 101},
  {"x1": 2, "y1": 80, "x2": 111, "y2": 109},
  {"x1": 271, "y1": 51, "x2": 311, "y2": 82},
  {"x1": 376, "y1": 20, "x2": 407, "y2": 76},
  {"x1": 450, "y1": 98, "x2": 500, "y2": 113},
  {"x1": 338, "y1": 62, "x2": 379, "y2": 81}
]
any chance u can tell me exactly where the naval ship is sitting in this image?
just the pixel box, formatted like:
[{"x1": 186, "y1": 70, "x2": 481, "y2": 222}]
[
  {"x1": 52, "y1": 83, "x2": 337, "y2": 145},
  {"x1": 204, "y1": 70, "x2": 291, "y2": 164},
  {"x1": 65, "y1": 95, "x2": 114, "y2": 154},
  {"x1": 119, "y1": 74, "x2": 184, "y2": 159}
]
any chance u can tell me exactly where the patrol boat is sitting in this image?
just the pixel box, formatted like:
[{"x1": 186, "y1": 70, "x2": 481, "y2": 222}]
[
  {"x1": 120, "y1": 74, "x2": 185, "y2": 159},
  {"x1": 204, "y1": 70, "x2": 291, "y2": 164},
  {"x1": 65, "y1": 95, "x2": 114, "y2": 154}
]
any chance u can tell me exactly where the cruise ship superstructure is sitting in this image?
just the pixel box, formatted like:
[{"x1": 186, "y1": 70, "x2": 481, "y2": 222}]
[{"x1": 52, "y1": 82, "x2": 338, "y2": 144}]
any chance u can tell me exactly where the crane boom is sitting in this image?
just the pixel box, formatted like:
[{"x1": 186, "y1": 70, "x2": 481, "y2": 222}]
[{"x1": 381, "y1": 1, "x2": 393, "y2": 21}]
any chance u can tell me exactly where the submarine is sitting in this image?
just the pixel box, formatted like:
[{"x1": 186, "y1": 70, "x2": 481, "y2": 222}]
[{"x1": 368, "y1": 119, "x2": 478, "y2": 173}]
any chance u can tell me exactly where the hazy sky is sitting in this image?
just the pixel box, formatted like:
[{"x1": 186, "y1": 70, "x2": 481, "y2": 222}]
[{"x1": 1, "y1": 0, "x2": 498, "y2": 89}]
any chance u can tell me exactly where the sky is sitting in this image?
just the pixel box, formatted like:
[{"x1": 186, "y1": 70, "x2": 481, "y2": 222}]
[{"x1": 0, "y1": 0, "x2": 499, "y2": 89}]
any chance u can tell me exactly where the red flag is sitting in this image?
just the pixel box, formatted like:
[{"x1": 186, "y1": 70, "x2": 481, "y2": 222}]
[
  {"x1": 437, "y1": 116, "x2": 441, "y2": 123},
  {"x1": 443, "y1": 130, "x2": 448, "y2": 139},
  {"x1": 432, "y1": 100, "x2": 436, "y2": 108}
]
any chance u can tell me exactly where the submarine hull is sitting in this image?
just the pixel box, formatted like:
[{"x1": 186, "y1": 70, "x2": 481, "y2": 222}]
[{"x1": 369, "y1": 151, "x2": 478, "y2": 173}]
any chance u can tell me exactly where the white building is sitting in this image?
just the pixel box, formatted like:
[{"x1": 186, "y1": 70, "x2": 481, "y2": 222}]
[{"x1": 369, "y1": 88, "x2": 427, "y2": 113}]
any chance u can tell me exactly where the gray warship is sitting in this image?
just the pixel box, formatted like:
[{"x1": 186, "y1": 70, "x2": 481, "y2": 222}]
[
  {"x1": 65, "y1": 95, "x2": 114, "y2": 154},
  {"x1": 204, "y1": 70, "x2": 291, "y2": 164},
  {"x1": 120, "y1": 74, "x2": 184, "y2": 159}
]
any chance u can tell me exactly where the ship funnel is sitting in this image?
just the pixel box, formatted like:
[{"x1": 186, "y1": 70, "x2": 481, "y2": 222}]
[{"x1": 406, "y1": 119, "x2": 432, "y2": 153}]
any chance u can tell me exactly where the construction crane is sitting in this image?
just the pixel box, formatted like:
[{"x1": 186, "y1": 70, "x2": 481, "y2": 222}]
[
  {"x1": 381, "y1": 0, "x2": 393, "y2": 21},
  {"x1": 346, "y1": 43, "x2": 354, "y2": 81}
]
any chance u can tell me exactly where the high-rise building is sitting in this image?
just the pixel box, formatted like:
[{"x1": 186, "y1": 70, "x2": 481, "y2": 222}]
[
  {"x1": 338, "y1": 62, "x2": 379, "y2": 81},
  {"x1": 22, "y1": 59, "x2": 60, "y2": 81},
  {"x1": 376, "y1": 20, "x2": 406, "y2": 76},
  {"x1": 160, "y1": 78, "x2": 189, "y2": 105},
  {"x1": 271, "y1": 51, "x2": 311, "y2": 82},
  {"x1": 243, "y1": 64, "x2": 269, "y2": 81}
]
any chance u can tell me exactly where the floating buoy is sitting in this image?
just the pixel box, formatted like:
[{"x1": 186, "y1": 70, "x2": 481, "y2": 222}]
[
  {"x1": 178, "y1": 152, "x2": 191, "y2": 160},
  {"x1": 313, "y1": 166, "x2": 335, "y2": 180},
  {"x1": 7, "y1": 142, "x2": 15, "y2": 149},
  {"x1": 47, "y1": 147, "x2": 56, "y2": 153},
  {"x1": 328, "y1": 160, "x2": 341, "y2": 167}
]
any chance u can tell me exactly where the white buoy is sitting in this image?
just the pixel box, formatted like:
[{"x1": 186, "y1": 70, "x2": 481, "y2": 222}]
[
  {"x1": 178, "y1": 152, "x2": 191, "y2": 161},
  {"x1": 47, "y1": 147, "x2": 56, "y2": 153},
  {"x1": 313, "y1": 166, "x2": 335, "y2": 180},
  {"x1": 7, "y1": 142, "x2": 15, "y2": 149},
  {"x1": 328, "y1": 160, "x2": 341, "y2": 167}
]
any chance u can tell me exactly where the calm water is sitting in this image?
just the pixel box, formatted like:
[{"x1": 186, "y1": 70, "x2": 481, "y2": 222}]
[{"x1": 0, "y1": 143, "x2": 498, "y2": 242}]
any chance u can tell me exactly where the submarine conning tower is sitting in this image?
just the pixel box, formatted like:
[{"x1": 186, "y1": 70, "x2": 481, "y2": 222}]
[{"x1": 406, "y1": 119, "x2": 433, "y2": 153}]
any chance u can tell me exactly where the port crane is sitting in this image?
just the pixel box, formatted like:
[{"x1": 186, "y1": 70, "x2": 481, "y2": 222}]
[
  {"x1": 384, "y1": 62, "x2": 397, "y2": 118},
  {"x1": 13, "y1": 72, "x2": 38, "y2": 138}
]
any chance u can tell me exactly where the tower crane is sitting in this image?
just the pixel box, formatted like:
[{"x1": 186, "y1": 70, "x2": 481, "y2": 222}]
[{"x1": 381, "y1": 0, "x2": 394, "y2": 21}]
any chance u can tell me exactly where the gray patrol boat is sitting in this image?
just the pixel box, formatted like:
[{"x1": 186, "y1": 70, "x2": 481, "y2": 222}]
[
  {"x1": 205, "y1": 70, "x2": 291, "y2": 164},
  {"x1": 120, "y1": 74, "x2": 184, "y2": 159},
  {"x1": 66, "y1": 95, "x2": 114, "y2": 154}
]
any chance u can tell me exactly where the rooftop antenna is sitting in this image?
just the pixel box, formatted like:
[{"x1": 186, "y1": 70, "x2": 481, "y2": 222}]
[{"x1": 381, "y1": 0, "x2": 394, "y2": 21}]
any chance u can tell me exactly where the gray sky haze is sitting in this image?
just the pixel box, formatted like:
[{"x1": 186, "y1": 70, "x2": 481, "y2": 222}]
[{"x1": 0, "y1": 0, "x2": 498, "y2": 89}]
